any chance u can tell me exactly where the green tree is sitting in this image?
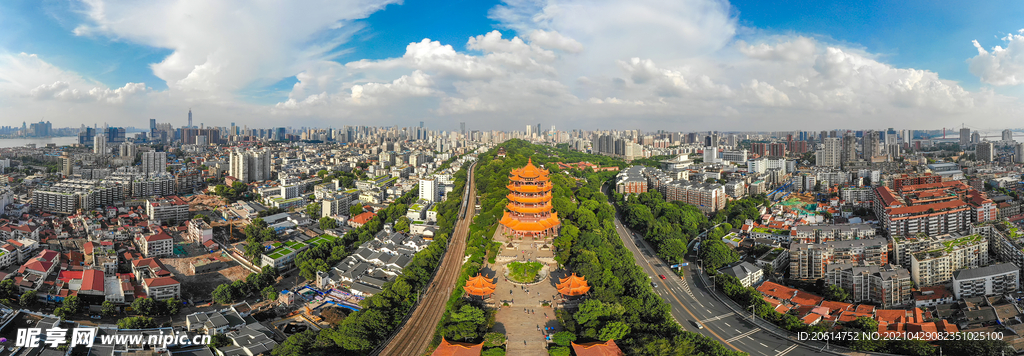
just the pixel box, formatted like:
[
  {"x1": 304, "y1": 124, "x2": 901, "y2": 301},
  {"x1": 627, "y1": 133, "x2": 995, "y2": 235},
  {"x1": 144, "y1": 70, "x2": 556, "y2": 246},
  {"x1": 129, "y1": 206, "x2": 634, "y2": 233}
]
[
  {"x1": 244, "y1": 238, "x2": 264, "y2": 262},
  {"x1": 101, "y1": 301, "x2": 117, "y2": 316},
  {"x1": 193, "y1": 214, "x2": 211, "y2": 223},
  {"x1": 165, "y1": 298, "x2": 181, "y2": 315},
  {"x1": 394, "y1": 217, "x2": 411, "y2": 232},
  {"x1": 349, "y1": 203, "x2": 365, "y2": 216},
  {"x1": 244, "y1": 218, "x2": 269, "y2": 241},
  {"x1": 823, "y1": 285, "x2": 851, "y2": 302},
  {"x1": 262, "y1": 286, "x2": 278, "y2": 301},
  {"x1": 117, "y1": 316, "x2": 155, "y2": 329},
  {"x1": 319, "y1": 217, "x2": 337, "y2": 230},
  {"x1": 212, "y1": 284, "x2": 234, "y2": 304},
  {"x1": 317, "y1": 170, "x2": 328, "y2": 178},
  {"x1": 551, "y1": 331, "x2": 577, "y2": 346},
  {"x1": 0, "y1": 279, "x2": 18, "y2": 300},
  {"x1": 481, "y1": 348, "x2": 506, "y2": 356},
  {"x1": 260, "y1": 227, "x2": 276, "y2": 242},
  {"x1": 698, "y1": 239, "x2": 739, "y2": 271},
  {"x1": 54, "y1": 307, "x2": 71, "y2": 320},
  {"x1": 299, "y1": 259, "x2": 329, "y2": 281},
  {"x1": 62, "y1": 295, "x2": 81, "y2": 314},
  {"x1": 442, "y1": 305, "x2": 487, "y2": 341},
  {"x1": 598, "y1": 321, "x2": 630, "y2": 341},
  {"x1": 20, "y1": 291, "x2": 36, "y2": 307},
  {"x1": 658, "y1": 238, "x2": 688, "y2": 264},
  {"x1": 207, "y1": 333, "x2": 232, "y2": 349},
  {"x1": 548, "y1": 346, "x2": 570, "y2": 356},
  {"x1": 132, "y1": 297, "x2": 156, "y2": 316},
  {"x1": 306, "y1": 203, "x2": 321, "y2": 218}
]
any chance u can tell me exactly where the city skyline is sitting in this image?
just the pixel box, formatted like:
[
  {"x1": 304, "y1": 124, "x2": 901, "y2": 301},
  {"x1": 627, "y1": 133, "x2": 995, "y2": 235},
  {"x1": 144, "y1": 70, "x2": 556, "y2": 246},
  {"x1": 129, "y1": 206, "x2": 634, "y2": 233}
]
[{"x1": 4, "y1": 1, "x2": 1024, "y2": 130}]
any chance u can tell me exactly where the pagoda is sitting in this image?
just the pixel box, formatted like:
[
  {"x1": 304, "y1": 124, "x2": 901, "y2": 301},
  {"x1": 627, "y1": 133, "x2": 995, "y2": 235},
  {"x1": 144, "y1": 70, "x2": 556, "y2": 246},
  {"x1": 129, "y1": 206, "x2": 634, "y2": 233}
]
[
  {"x1": 463, "y1": 274, "x2": 497, "y2": 297},
  {"x1": 556, "y1": 273, "x2": 590, "y2": 296},
  {"x1": 498, "y1": 158, "x2": 561, "y2": 239}
]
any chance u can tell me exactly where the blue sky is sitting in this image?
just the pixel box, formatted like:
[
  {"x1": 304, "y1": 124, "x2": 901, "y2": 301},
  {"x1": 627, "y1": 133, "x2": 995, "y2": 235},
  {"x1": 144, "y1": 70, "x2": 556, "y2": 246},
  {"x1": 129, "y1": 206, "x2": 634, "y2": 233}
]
[{"x1": 2, "y1": 0, "x2": 1024, "y2": 130}]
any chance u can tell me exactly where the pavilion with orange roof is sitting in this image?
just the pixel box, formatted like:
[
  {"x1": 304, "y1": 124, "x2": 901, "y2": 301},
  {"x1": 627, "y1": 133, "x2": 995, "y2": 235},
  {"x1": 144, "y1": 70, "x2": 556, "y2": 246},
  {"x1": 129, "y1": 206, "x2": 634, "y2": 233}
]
[
  {"x1": 557, "y1": 273, "x2": 590, "y2": 296},
  {"x1": 463, "y1": 274, "x2": 497, "y2": 297},
  {"x1": 431, "y1": 337, "x2": 484, "y2": 356},
  {"x1": 498, "y1": 158, "x2": 561, "y2": 239}
]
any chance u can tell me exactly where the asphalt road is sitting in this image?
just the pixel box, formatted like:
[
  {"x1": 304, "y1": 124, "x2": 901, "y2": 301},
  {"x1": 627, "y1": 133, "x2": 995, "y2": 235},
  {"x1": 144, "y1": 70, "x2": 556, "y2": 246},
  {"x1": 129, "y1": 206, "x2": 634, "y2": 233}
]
[{"x1": 610, "y1": 216, "x2": 824, "y2": 356}]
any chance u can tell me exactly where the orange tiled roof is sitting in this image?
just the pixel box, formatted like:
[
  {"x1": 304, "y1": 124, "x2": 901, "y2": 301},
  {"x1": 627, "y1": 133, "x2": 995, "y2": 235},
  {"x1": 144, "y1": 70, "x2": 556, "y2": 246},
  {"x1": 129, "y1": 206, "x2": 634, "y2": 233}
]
[
  {"x1": 557, "y1": 273, "x2": 590, "y2": 296},
  {"x1": 571, "y1": 340, "x2": 625, "y2": 356},
  {"x1": 463, "y1": 274, "x2": 496, "y2": 297},
  {"x1": 431, "y1": 337, "x2": 483, "y2": 356}
]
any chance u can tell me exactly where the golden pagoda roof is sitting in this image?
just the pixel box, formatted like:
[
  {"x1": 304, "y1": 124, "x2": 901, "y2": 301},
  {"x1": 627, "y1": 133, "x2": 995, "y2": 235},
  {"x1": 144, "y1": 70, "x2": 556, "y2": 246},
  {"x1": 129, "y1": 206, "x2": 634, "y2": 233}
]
[
  {"x1": 507, "y1": 202, "x2": 553, "y2": 214},
  {"x1": 506, "y1": 181, "x2": 553, "y2": 193},
  {"x1": 557, "y1": 273, "x2": 590, "y2": 296},
  {"x1": 510, "y1": 158, "x2": 549, "y2": 179},
  {"x1": 507, "y1": 192, "x2": 552, "y2": 204},
  {"x1": 463, "y1": 274, "x2": 497, "y2": 296},
  {"x1": 499, "y1": 212, "x2": 561, "y2": 231}
]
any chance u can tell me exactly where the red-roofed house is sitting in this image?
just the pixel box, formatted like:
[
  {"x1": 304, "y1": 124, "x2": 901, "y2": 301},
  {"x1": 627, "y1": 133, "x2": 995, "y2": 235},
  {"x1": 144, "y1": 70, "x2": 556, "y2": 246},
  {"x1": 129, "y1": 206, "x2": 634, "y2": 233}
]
[
  {"x1": 348, "y1": 212, "x2": 376, "y2": 228},
  {"x1": 757, "y1": 281, "x2": 796, "y2": 301},
  {"x1": 142, "y1": 276, "x2": 180, "y2": 300},
  {"x1": 791, "y1": 290, "x2": 824, "y2": 307},
  {"x1": 73, "y1": 269, "x2": 105, "y2": 297}
]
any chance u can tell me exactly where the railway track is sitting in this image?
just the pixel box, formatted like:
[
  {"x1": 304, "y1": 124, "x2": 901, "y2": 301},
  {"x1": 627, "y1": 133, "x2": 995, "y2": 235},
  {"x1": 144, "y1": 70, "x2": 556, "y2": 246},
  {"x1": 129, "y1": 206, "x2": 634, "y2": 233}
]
[{"x1": 379, "y1": 161, "x2": 477, "y2": 356}]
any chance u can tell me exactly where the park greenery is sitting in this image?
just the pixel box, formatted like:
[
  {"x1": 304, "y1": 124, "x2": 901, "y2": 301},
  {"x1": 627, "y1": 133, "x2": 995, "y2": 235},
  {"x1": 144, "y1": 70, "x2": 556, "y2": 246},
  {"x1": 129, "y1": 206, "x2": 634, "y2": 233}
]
[
  {"x1": 425, "y1": 140, "x2": 743, "y2": 356},
  {"x1": 506, "y1": 261, "x2": 543, "y2": 283}
]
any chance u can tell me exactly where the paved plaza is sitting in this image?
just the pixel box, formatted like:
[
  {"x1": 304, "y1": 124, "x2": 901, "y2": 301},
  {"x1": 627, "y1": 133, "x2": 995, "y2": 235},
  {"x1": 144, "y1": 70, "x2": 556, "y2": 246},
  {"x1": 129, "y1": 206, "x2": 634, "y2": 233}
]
[{"x1": 488, "y1": 230, "x2": 563, "y2": 354}]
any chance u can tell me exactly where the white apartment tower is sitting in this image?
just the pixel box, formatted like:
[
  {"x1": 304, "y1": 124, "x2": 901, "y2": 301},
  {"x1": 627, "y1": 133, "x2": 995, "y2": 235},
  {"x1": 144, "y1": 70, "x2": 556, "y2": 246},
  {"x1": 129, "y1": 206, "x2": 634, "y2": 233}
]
[
  {"x1": 230, "y1": 149, "x2": 272, "y2": 183},
  {"x1": 141, "y1": 151, "x2": 167, "y2": 175},
  {"x1": 93, "y1": 133, "x2": 107, "y2": 154},
  {"x1": 419, "y1": 178, "x2": 438, "y2": 203},
  {"x1": 816, "y1": 137, "x2": 842, "y2": 168}
]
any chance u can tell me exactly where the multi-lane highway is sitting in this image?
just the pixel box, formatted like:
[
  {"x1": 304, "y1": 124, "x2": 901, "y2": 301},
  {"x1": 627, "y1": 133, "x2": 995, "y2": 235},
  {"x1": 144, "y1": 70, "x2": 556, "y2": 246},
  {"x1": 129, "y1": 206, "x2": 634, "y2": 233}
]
[{"x1": 611, "y1": 213, "x2": 825, "y2": 356}]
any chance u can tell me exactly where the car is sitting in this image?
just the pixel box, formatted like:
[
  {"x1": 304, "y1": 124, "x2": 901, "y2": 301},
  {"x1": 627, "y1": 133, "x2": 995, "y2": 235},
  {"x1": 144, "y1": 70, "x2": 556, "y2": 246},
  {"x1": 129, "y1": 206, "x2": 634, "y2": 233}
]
[
  {"x1": 651, "y1": 282, "x2": 658, "y2": 288},
  {"x1": 659, "y1": 274, "x2": 667, "y2": 280},
  {"x1": 90, "y1": 315, "x2": 101, "y2": 319},
  {"x1": 691, "y1": 320, "x2": 703, "y2": 329}
]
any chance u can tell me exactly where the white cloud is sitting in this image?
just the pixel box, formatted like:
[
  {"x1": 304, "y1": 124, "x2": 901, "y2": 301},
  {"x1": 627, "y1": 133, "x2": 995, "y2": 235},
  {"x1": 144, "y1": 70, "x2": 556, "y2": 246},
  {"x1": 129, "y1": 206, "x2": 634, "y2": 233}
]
[
  {"x1": 526, "y1": 30, "x2": 583, "y2": 53},
  {"x1": 73, "y1": 0, "x2": 398, "y2": 93},
  {"x1": 738, "y1": 37, "x2": 816, "y2": 62},
  {"x1": 968, "y1": 31, "x2": 1024, "y2": 85}
]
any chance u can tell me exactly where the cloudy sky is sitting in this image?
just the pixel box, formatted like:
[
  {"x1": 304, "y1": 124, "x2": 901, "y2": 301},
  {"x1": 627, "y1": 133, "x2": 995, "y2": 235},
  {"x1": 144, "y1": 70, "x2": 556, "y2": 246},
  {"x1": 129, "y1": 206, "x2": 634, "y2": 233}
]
[{"x1": 2, "y1": 0, "x2": 1024, "y2": 132}]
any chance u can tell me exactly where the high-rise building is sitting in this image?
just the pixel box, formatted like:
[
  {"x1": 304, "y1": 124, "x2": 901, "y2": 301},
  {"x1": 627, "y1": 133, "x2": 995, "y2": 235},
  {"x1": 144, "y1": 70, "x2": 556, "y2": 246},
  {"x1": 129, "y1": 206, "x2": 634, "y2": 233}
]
[
  {"x1": 142, "y1": 151, "x2": 167, "y2": 175},
  {"x1": 817, "y1": 137, "x2": 842, "y2": 167},
  {"x1": 460, "y1": 122, "x2": 466, "y2": 136},
  {"x1": 526, "y1": 124, "x2": 533, "y2": 137},
  {"x1": 1015, "y1": 143, "x2": 1024, "y2": 163},
  {"x1": 977, "y1": 141, "x2": 994, "y2": 162},
  {"x1": 841, "y1": 132, "x2": 857, "y2": 165},
  {"x1": 119, "y1": 142, "x2": 137, "y2": 158},
  {"x1": 972, "y1": 131, "x2": 981, "y2": 145},
  {"x1": 230, "y1": 149, "x2": 272, "y2": 183},
  {"x1": 960, "y1": 127, "x2": 971, "y2": 148},
  {"x1": 93, "y1": 133, "x2": 107, "y2": 154},
  {"x1": 188, "y1": 109, "x2": 192, "y2": 128},
  {"x1": 1004, "y1": 129, "x2": 1014, "y2": 142},
  {"x1": 419, "y1": 178, "x2": 438, "y2": 203},
  {"x1": 862, "y1": 130, "x2": 879, "y2": 159}
]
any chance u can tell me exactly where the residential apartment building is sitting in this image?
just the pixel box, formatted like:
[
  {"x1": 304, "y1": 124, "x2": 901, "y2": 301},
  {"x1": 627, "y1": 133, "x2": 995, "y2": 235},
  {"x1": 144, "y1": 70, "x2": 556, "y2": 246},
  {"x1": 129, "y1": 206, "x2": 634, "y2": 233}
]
[
  {"x1": 951, "y1": 263, "x2": 1019, "y2": 299},
  {"x1": 615, "y1": 166, "x2": 648, "y2": 194},
  {"x1": 660, "y1": 180, "x2": 726, "y2": 213},
  {"x1": 187, "y1": 218, "x2": 212, "y2": 244},
  {"x1": 146, "y1": 196, "x2": 189, "y2": 225},
  {"x1": 824, "y1": 263, "x2": 912, "y2": 307},
  {"x1": 718, "y1": 261, "x2": 764, "y2": 287},
  {"x1": 909, "y1": 234, "x2": 988, "y2": 287},
  {"x1": 135, "y1": 231, "x2": 174, "y2": 258},
  {"x1": 230, "y1": 149, "x2": 272, "y2": 183},
  {"x1": 873, "y1": 182, "x2": 984, "y2": 237},
  {"x1": 789, "y1": 237, "x2": 889, "y2": 280},
  {"x1": 791, "y1": 224, "x2": 876, "y2": 244}
]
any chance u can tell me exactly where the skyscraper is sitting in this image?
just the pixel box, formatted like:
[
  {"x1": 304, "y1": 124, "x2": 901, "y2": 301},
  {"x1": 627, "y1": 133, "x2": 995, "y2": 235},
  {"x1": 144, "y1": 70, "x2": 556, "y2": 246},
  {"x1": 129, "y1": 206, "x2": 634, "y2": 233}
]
[
  {"x1": 1003, "y1": 129, "x2": 1014, "y2": 142},
  {"x1": 420, "y1": 121, "x2": 424, "y2": 128},
  {"x1": 862, "y1": 130, "x2": 879, "y2": 159},
  {"x1": 1015, "y1": 143, "x2": 1024, "y2": 163},
  {"x1": 93, "y1": 133, "x2": 107, "y2": 154},
  {"x1": 817, "y1": 137, "x2": 842, "y2": 167},
  {"x1": 841, "y1": 132, "x2": 857, "y2": 165},
  {"x1": 526, "y1": 124, "x2": 533, "y2": 137},
  {"x1": 460, "y1": 122, "x2": 466, "y2": 136},
  {"x1": 141, "y1": 151, "x2": 167, "y2": 175},
  {"x1": 959, "y1": 127, "x2": 970, "y2": 148},
  {"x1": 188, "y1": 109, "x2": 192, "y2": 128},
  {"x1": 230, "y1": 149, "x2": 272, "y2": 183},
  {"x1": 977, "y1": 141, "x2": 994, "y2": 162}
]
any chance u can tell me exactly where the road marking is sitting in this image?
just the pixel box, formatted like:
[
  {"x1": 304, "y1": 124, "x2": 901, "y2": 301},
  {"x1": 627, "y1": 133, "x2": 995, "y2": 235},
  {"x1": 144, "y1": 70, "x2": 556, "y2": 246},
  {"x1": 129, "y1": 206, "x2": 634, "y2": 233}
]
[
  {"x1": 776, "y1": 344, "x2": 798, "y2": 356},
  {"x1": 700, "y1": 312, "x2": 735, "y2": 323},
  {"x1": 725, "y1": 329, "x2": 758, "y2": 343},
  {"x1": 759, "y1": 343, "x2": 768, "y2": 348},
  {"x1": 614, "y1": 220, "x2": 742, "y2": 353},
  {"x1": 724, "y1": 322, "x2": 730, "y2": 327}
]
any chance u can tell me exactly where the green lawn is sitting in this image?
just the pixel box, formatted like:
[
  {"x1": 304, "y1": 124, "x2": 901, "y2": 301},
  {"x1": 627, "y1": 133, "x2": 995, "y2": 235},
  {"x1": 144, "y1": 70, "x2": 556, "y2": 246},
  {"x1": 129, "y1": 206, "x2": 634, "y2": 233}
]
[{"x1": 507, "y1": 261, "x2": 543, "y2": 283}]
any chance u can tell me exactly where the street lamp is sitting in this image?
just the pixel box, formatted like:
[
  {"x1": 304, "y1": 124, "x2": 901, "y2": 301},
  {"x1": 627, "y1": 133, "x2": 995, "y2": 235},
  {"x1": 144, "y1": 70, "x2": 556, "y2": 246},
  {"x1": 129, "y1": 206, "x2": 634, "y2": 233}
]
[{"x1": 748, "y1": 305, "x2": 755, "y2": 321}]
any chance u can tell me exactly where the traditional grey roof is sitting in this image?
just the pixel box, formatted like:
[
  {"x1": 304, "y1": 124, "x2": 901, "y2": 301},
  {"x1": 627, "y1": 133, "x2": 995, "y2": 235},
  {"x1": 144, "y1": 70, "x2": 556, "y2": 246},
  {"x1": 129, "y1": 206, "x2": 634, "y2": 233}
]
[
  {"x1": 719, "y1": 261, "x2": 760, "y2": 280},
  {"x1": 953, "y1": 263, "x2": 1019, "y2": 281},
  {"x1": 349, "y1": 282, "x2": 383, "y2": 295}
]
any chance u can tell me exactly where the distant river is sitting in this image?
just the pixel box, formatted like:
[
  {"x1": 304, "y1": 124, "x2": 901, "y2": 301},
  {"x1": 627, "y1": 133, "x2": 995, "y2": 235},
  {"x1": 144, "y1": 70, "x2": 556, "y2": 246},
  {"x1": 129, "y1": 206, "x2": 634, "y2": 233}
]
[{"x1": 0, "y1": 137, "x2": 79, "y2": 148}]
